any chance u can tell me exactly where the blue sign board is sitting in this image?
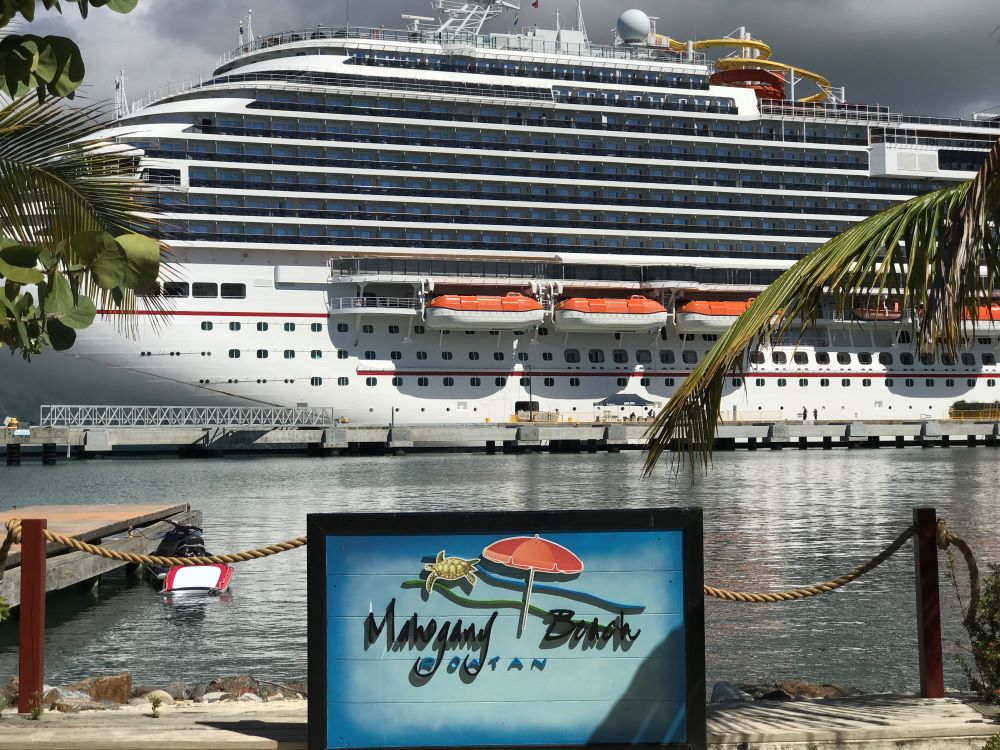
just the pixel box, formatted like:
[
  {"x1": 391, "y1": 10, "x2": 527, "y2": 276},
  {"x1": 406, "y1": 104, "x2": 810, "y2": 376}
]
[{"x1": 308, "y1": 509, "x2": 704, "y2": 750}]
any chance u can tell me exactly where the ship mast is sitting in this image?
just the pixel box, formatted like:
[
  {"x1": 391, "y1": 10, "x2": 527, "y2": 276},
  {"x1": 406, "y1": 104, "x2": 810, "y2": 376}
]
[{"x1": 430, "y1": 1, "x2": 520, "y2": 34}]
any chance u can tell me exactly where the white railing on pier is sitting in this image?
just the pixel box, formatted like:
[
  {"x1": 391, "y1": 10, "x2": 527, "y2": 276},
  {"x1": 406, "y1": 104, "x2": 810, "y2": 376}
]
[
  {"x1": 39, "y1": 405, "x2": 336, "y2": 429},
  {"x1": 326, "y1": 297, "x2": 421, "y2": 312}
]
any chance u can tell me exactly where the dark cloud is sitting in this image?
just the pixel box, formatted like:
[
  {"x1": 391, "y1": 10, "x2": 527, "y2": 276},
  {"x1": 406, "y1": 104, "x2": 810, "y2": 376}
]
[{"x1": 22, "y1": 0, "x2": 1000, "y2": 116}]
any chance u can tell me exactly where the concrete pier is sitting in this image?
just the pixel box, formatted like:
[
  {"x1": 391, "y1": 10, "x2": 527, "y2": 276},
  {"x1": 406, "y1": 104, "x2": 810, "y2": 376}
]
[{"x1": 5, "y1": 418, "x2": 1000, "y2": 459}]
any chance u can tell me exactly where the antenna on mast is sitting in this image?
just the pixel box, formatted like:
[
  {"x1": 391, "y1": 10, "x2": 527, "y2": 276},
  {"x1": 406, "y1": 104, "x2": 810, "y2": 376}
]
[
  {"x1": 114, "y1": 69, "x2": 128, "y2": 119},
  {"x1": 247, "y1": 8, "x2": 254, "y2": 42},
  {"x1": 431, "y1": 1, "x2": 520, "y2": 34},
  {"x1": 576, "y1": 0, "x2": 588, "y2": 41}
]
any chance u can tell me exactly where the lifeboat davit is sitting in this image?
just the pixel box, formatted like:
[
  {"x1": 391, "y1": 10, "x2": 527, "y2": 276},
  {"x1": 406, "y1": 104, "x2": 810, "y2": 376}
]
[
  {"x1": 962, "y1": 303, "x2": 1000, "y2": 333},
  {"x1": 675, "y1": 299, "x2": 754, "y2": 333},
  {"x1": 424, "y1": 292, "x2": 545, "y2": 330},
  {"x1": 553, "y1": 296, "x2": 668, "y2": 333}
]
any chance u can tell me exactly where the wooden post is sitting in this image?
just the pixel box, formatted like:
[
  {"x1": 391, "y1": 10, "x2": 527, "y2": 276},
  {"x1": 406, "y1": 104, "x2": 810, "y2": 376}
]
[
  {"x1": 913, "y1": 507, "x2": 944, "y2": 698},
  {"x1": 18, "y1": 518, "x2": 46, "y2": 714}
]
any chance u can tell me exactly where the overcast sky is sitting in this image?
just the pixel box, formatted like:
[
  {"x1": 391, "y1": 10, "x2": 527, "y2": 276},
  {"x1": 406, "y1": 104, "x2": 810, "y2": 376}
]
[{"x1": 26, "y1": 0, "x2": 1000, "y2": 117}]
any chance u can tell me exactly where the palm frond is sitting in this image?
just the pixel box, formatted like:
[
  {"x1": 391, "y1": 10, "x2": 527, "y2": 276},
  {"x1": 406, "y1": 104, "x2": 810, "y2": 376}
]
[
  {"x1": 644, "y1": 136, "x2": 1000, "y2": 474},
  {"x1": 0, "y1": 94, "x2": 166, "y2": 335}
]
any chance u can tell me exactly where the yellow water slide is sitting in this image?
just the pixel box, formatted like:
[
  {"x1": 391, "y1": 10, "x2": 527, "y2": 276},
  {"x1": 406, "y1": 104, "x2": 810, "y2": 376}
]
[{"x1": 654, "y1": 34, "x2": 831, "y2": 103}]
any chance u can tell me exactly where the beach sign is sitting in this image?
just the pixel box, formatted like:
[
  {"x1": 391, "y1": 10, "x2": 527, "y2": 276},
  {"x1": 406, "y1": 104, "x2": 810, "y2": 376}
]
[{"x1": 307, "y1": 509, "x2": 705, "y2": 750}]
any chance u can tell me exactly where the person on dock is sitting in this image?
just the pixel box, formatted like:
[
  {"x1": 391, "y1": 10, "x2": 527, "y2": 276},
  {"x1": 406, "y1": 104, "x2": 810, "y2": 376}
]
[{"x1": 801, "y1": 406, "x2": 808, "y2": 421}]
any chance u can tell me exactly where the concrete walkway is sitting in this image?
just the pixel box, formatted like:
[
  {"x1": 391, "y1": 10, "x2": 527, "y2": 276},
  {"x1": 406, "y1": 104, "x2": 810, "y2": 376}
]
[{"x1": 0, "y1": 695, "x2": 995, "y2": 749}]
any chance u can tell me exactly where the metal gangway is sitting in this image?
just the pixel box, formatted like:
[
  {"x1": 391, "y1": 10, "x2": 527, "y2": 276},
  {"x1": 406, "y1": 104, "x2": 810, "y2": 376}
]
[{"x1": 39, "y1": 405, "x2": 336, "y2": 429}]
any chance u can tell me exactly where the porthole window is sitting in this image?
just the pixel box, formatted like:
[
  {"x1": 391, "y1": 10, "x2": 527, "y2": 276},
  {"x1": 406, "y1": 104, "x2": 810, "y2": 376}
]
[
  {"x1": 989, "y1": 379, "x2": 997, "y2": 387},
  {"x1": 879, "y1": 352, "x2": 893, "y2": 365},
  {"x1": 311, "y1": 323, "x2": 323, "y2": 333},
  {"x1": 837, "y1": 352, "x2": 851, "y2": 365},
  {"x1": 256, "y1": 349, "x2": 268, "y2": 358},
  {"x1": 750, "y1": 351, "x2": 765, "y2": 364},
  {"x1": 565, "y1": 349, "x2": 581, "y2": 363},
  {"x1": 777, "y1": 378, "x2": 787, "y2": 387},
  {"x1": 862, "y1": 378, "x2": 872, "y2": 387},
  {"x1": 283, "y1": 322, "x2": 296, "y2": 332},
  {"x1": 257, "y1": 322, "x2": 268, "y2": 332},
  {"x1": 311, "y1": 377, "x2": 323, "y2": 386},
  {"x1": 772, "y1": 352, "x2": 787, "y2": 364},
  {"x1": 392, "y1": 376, "x2": 403, "y2": 386},
  {"x1": 495, "y1": 377, "x2": 507, "y2": 386},
  {"x1": 617, "y1": 377, "x2": 627, "y2": 387},
  {"x1": 337, "y1": 377, "x2": 349, "y2": 386},
  {"x1": 636, "y1": 349, "x2": 652, "y2": 364},
  {"x1": 569, "y1": 377, "x2": 581, "y2": 386},
  {"x1": 588, "y1": 349, "x2": 605, "y2": 363},
  {"x1": 414, "y1": 325, "x2": 425, "y2": 334},
  {"x1": 925, "y1": 378, "x2": 934, "y2": 387},
  {"x1": 337, "y1": 350, "x2": 348, "y2": 359},
  {"x1": 542, "y1": 352, "x2": 553, "y2": 361},
  {"x1": 390, "y1": 350, "x2": 402, "y2": 360},
  {"x1": 417, "y1": 351, "x2": 428, "y2": 360},
  {"x1": 682, "y1": 333, "x2": 695, "y2": 342},
  {"x1": 755, "y1": 378, "x2": 765, "y2": 387},
  {"x1": 364, "y1": 350, "x2": 376, "y2": 360},
  {"x1": 946, "y1": 378, "x2": 955, "y2": 387},
  {"x1": 201, "y1": 322, "x2": 213, "y2": 331},
  {"x1": 517, "y1": 352, "x2": 529, "y2": 362},
  {"x1": 163, "y1": 281, "x2": 189, "y2": 298},
  {"x1": 942, "y1": 354, "x2": 956, "y2": 366},
  {"x1": 886, "y1": 378, "x2": 894, "y2": 387},
  {"x1": 470, "y1": 377, "x2": 481, "y2": 386},
  {"x1": 229, "y1": 322, "x2": 241, "y2": 331},
  {"x1": 793, "y1": 352, "x2": 808, "y2": 365},
  {"x1": 984, "y1": 353, "x2": 997, "y2": 365},
  {"x1": 362, "y1": 324, "x2": 374, "y2": 334},
  {"x1": 967, "y1": 378, "x2": 975, "y2": 387},
  {"x1": 544, "y1": 377, "x2": 555, "y2": 386},
  {"x1": 799, "y1": 378, "x2": 808, "y2": 387},
  {"x1": 841, "y1": 378, "x2": 850, "y2": 387},
  {"x1": 193, "y1": 282, "x2": 217, "y2": 298},
  {"x1": 900, "y1": 353, "x2": 914, "y2": 365},
  {"x1": 311, "y1": 350, "x2": 322, "y2": 359},
  {"x1": 418, "y1": 377, "x2": 429, "y2": 387},
  {"x1": 443, "y1": 351, "x2": 454, "y2": 360},
  {"x1": 366, "y1": 377, "x2": 377, "y2": 386},
  {"x1": 920, "y1": 353, "x2": 935, "y2": 365},
  {"x1": 858, "y1": 352, "x2": 872, "y2": 365},
  {"x1": 962, "y1": 353, "x2": 976, "y2": 366},
  {"x1": 682, "y1": 351, "x2": 698, "y2": 364},
  {"x1": 820, "y1": 378, "x2": 830, "y2": 386},
  {"x1": 816, "y1": 352, "x2": 830, "y2": 365},
  {"x1": 702, "y1": 334, "x2": 717, "y2": 342},
  {"x1": 612, "y1": 349, "x2": 629, "y2": 364},
  {"x1": 660, "y1": 350, "x2": 675, "y2": 364},
  {"x1": 905, "y1": 378, "x2": 915, "y2": 387},
  {"x1": 519, "y1": 377, "x2": 529, "y2": 386},
  {"x1": 388, "y1": 325, "x2": 400, "y2": 334},
  {"x1": 731, "y1": 377, "x2": 742, "y2": 386},
  {"x1": 538, "y1": 327, "x2": 549, "y2": 336},
  {"x1": 221, "y1": 283, "x2": 246, "y2": 299},
  {"x1": 283, "y1": 349, "x2": 295, "y2": 359},
  {"x1": 228, "y1": 349, "x2": 240, "y2": 358},
  {"x1": 337, "y1": 323, "x2": 348, "y2": 333}
]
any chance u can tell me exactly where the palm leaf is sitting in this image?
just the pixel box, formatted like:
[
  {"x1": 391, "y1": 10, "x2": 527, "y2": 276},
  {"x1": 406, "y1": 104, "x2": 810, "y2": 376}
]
[
  {"x1": 644, "y1": 136, "x2": 1000, "y2": 474},
  {"x1": 0, "y1": 94, "x2": 167, "y2": 336}
]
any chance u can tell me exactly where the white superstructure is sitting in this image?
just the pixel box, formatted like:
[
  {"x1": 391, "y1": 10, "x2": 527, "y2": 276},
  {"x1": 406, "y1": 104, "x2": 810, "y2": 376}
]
[{"x1": 40, "y1": 3, "x2": 1000, "y2": 425}]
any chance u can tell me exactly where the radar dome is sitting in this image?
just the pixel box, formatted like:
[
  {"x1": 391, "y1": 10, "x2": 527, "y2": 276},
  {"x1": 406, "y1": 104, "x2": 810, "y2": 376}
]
[{"x1": 617, "y1": 9, "x2": 651, "y2": 43}]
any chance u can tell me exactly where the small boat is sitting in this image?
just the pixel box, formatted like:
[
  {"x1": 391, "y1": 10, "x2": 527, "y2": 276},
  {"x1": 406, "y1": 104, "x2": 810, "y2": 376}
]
[
  {"x1": 161, "y1": 563, "x2": 234, "y2": 596},
  {"x1": 853, "y1": 300, "x2": 903, "y2": 322},
  {"x1": 553, "y1": 296, "x2": 668, "y2": 332},
  {"x1": 963, "y1": 303, "x2": 1000, "y2": 333},
  {"x1": 424, "y1": 292, "x2": 545, "y2": 330},
  {"x1": 675, "y1": 299, "x2": 754, "y2": 333}
]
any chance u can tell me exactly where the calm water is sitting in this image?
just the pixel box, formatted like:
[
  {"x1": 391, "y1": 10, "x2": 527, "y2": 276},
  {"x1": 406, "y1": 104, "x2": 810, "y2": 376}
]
[{"x1": 0, "y1": 449, "x2": 997, "y2": 693}]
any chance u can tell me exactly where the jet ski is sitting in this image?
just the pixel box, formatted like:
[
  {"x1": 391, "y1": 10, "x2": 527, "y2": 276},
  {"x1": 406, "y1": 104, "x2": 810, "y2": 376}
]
[{"x1": 145, "y1": 519, "x2": 234, "y2": 596}]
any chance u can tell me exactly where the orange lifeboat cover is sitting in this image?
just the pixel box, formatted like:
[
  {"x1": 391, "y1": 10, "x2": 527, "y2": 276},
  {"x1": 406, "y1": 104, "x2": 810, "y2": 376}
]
[
  {"x1": 556, "y1": 295, "x2": 666, "y2": 315},
  {"x1": 427, "y1": 292, "x2": 543, "y2": 313},
  {"x1": 963, "y1": 303, "x2": 1000, "y2": 321},
  {"x1": 677, "y1": 299, "x2": 755, "y2": 317}
]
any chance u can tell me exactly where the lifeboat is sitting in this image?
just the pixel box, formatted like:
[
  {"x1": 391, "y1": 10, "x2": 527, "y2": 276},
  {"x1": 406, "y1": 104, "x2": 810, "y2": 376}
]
[
  {"x1": 962, "y1": 303, "x2": 1000, "y2": 333},
  {"x1": 553, "y1": 296, "x2": 668, "y2": 333},
  {"x1": 853, "y1": 299, "x2": 902, "y2": 323},
  {"x1": 424, "y1": 292, "x2": 545, "y2": 330},
  {"x1": 675, "y1": 299, "x2": 754, "y2": 333}
]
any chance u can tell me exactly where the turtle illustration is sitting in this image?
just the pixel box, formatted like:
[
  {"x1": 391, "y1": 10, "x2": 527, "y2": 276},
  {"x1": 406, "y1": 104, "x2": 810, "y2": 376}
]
[{"x1": 424, "y1": 550, "x2": 480, "y2": 593}]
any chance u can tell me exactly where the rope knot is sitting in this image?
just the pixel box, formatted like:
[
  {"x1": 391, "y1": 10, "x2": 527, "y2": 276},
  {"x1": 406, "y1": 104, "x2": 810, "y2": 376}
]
[
  {"x1": 936, "y1": 518, "x2": 953, "y2": 551},
  {"x1": 0, "y1": 517, "x2": 21, "y2": 582}
]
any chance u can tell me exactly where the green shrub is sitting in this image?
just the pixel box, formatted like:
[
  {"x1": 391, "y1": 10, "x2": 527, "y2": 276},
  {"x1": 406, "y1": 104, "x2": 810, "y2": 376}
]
[{"x1": 953, "y1": 562, "x2": 1000, "y2": 703}]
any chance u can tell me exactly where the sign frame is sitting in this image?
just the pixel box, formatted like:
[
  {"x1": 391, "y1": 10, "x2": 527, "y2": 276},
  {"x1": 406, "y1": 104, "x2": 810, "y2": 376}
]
[{"x1": 308, "y1": 508, "x2": 705, "y2": 750}]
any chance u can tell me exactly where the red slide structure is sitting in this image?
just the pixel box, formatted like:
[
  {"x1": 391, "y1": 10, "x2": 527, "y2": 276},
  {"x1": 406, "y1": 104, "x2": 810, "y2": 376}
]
[{"x1": 709, "y1": 68, "x2": 786, "y2": 100}]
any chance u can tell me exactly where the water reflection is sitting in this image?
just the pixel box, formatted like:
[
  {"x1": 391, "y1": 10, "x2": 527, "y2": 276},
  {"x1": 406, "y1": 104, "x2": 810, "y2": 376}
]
[{"x1": 0, "y1": 449, "x2": 996, "y2": 692}]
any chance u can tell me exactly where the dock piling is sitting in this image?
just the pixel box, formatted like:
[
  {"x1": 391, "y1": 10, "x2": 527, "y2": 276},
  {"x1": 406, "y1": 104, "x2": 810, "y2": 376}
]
[
  {"x1": 912, "y1": 507, "x2": 944, "y2": 699},
  {"x1": 18, "y1": 519, "x2": 46, "y2": 715}
]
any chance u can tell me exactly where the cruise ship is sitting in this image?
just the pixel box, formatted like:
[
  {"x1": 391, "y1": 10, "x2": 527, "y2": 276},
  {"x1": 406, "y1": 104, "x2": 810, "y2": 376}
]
[{"x1": 18, "y1": 0, "x2": 1000, "y2": 425}]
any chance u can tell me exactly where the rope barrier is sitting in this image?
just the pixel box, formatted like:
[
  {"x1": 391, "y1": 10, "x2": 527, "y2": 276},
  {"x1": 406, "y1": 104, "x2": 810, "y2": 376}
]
[
  {"x1": 703, "y1": 524, "x2": 915, "y2": 602},
  {"x1": 1, "y1": 518, "x2": 306, "y2": 568},
  {"x1": 0, "y1": 517, "x2": 981, "y2": 615}
]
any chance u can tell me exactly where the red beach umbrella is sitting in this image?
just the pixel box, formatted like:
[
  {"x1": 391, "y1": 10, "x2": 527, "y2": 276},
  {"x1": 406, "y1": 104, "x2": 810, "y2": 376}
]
[{"x1": 482, "y1": 535, "x2": 584, "y2": 635}]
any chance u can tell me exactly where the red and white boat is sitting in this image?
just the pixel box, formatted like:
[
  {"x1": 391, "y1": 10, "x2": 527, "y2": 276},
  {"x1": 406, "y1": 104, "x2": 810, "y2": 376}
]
[
  {"x1": 675, "y1": 299, "x2": 755, "y2": 333},
  {"x1": 553, "y1": 296, "x2": 668, "y2": 332},
  {"x1": 161, "y1": 563, "x2": 234, "y2": 596}
]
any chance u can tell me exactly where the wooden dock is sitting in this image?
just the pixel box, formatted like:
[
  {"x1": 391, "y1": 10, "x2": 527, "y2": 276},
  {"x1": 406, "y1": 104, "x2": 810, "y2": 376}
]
[{"x1": 0, "y1": 503, "x2": 201, "y2": 608}]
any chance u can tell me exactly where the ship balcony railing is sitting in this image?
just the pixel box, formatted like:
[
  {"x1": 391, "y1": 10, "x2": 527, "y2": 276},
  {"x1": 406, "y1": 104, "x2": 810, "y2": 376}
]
[
  {"x1": 215, "y1": 25, "x2": 709, "y2": 68},
  {"x1": 326, "y1": 296, "x2": 421, "y2": 315}
]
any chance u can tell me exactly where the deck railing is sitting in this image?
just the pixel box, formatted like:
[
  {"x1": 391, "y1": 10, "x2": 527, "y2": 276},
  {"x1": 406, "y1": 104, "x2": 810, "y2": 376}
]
[{"x1": 39, "y1": 405, "x2": 336, "y2": 429}]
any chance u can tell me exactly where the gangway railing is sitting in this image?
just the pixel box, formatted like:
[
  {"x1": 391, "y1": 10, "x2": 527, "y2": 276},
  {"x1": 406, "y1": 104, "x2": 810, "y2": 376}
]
[
  {"x1": 326, "y1": 297, "x2": 421, "y2": 312},
  {"x1": 39, "y1": 405, "x2": 336, "y2": 429}
]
